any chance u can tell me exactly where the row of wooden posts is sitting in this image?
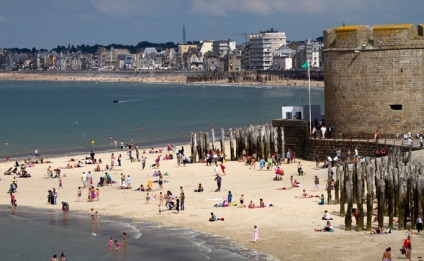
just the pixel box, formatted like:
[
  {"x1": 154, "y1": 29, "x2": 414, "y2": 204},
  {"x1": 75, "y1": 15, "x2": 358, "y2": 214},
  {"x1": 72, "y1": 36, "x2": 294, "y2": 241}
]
[
  {"x1": 190, "y1": 125, "x2": 423, "y2": 232},
  {"x1": 332, "y1": 147, "x2": 424, "y2": 231},
  {"x1": 189, "y1": 124, "x2": 282, "y2": 163}
]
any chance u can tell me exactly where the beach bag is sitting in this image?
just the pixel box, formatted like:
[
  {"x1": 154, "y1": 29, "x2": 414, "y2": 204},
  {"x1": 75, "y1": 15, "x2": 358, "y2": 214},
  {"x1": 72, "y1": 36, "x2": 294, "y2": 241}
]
[{"x1": 232, "y1": 202, "x2": 237, "y2": 206}]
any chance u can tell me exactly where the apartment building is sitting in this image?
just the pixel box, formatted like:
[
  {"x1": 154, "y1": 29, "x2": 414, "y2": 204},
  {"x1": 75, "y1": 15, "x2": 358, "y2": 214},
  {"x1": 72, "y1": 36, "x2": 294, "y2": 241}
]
[{"x1": 249, "y1": 29, "x2": 286, "y2": 70}]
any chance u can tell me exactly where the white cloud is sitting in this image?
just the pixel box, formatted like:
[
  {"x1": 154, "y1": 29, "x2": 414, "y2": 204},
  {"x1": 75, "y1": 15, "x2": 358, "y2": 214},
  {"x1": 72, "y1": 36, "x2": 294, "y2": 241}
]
[
  {"x1": 89, "y1": 0, "x2": 163, "y2": 15},
  {"x1": 190, "y1": 0, "x2": 374, "y2": 16}
]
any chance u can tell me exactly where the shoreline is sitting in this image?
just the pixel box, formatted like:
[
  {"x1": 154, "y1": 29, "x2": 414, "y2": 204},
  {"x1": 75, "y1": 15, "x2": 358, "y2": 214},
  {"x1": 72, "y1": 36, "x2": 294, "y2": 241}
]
[
  {"x1": 3, "y1": 142, "x2": 424, "y2": 260},
  {"x1": 0, "y1": 71, "x2": 324, "y2": 88},
  {"x1": 1, "y1": 204, "x2": 273, "y2": 260}
]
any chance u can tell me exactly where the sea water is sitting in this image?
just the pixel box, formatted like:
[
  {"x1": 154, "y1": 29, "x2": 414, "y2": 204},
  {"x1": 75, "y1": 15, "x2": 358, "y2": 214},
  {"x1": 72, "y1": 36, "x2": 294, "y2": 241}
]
[
  {"x1": 0, "y1": 206, "x2": 274, "y2": 260},
  {"x1": 0, "y1": 81, "x2": 323, "y2": 158}
]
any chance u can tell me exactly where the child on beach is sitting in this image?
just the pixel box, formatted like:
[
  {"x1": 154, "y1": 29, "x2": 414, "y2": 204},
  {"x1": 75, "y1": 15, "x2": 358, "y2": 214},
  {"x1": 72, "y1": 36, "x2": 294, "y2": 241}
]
[
  {"x1": 215, "y1": 164, "x2": 219, "y2": 174},
  {"x1": 115, "y1": 240, "x2": 121, "y2": 251},
  {"x1": 96, "y1": 188, "x2": 100, "y2": 201},
  {"x1": 122, "y1": 232, "x2": 127, "y2": 246},
  {"x1": 145, "y1": 193, "x2": 150, "y2": 204},
  {"x1": 10, "y1": 193, "x2": 17, "y2": 207},
  {"x1": 91, "y1": 208, "x2": 95, "y2": 220},
  {"x1": 253, "y1": 225, "x2": 259, "y2": 242},
  {"x1": 95, "y1": 211, "x2": 99, "y2": 221},
  {"x1": 108, "y1": 237, "x2": 113, "y2": 250},
  {"x1": 77, "y1": 187, "x2": 82, "y2": 202},
  {"x1": 176, "y1": 197, "x2": 180, "y2": 213},
  {"x1": 159, "y1": 192, "x2": 164, "y2": 206},
  {"x1": 59, "y1": 178, "x2": 63, "y2": 188}
]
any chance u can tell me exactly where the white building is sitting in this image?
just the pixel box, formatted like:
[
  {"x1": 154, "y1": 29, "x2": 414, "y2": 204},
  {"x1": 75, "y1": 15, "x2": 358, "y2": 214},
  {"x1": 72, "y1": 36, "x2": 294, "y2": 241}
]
[
  {"x1": 282, "y1": 105, "x2": 321, "y2": 120},
  {"x1": 249, "y1": 29, "x2": 286, "y2": 70}
]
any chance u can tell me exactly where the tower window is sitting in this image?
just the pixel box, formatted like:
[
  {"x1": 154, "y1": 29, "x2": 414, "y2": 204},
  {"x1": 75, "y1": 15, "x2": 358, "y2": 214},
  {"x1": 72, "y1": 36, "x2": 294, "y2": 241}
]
[{"x1": 390, "y1": 104, "x2": 402, "y2": 110}]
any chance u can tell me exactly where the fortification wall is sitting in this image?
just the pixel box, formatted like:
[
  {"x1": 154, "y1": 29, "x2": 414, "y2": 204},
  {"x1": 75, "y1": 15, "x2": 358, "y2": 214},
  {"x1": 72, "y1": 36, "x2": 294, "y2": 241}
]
[{"x1": 323, "y1": 24, "x2": 424, "y2": 135}]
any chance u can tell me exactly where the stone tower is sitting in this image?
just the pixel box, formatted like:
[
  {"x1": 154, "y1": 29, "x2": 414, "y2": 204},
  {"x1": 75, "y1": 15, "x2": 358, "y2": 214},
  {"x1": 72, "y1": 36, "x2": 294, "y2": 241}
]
[{"x1": 323, "y1": 24, "x2": 424, "y2": 135}]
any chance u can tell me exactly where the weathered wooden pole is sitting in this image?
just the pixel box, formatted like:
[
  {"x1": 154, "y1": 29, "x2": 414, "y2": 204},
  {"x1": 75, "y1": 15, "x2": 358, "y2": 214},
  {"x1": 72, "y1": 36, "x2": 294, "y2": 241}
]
[
  {"x1": 366, "y1": 160, "x2": 373, "y2": 230},
  {"x1": 265, "y1": 124, "x2": 271, "y2": 160},
  {"x1": 327, "y1": 164, "x2": 332, "y2": 205},
  {"x1": 356, "y1": 162, "x2": 365, "y2": 231},
  {"x1": 260, "y1": 125, "x2": 265, "y2": 160},
  {"x1": 273, "y1": 127, "x2": 278, "y2": 155},
  {"x1": 386, "y1": 167, "x2": 394, "y2": 229},
  {"x1": 280, "y1": 127, "x2": 285, "y2": 157},
  {"x1": 220, "y1": 128, "x2": 225, "y2": 158},
  {"x1": 191, "y1": 132, "x2": 198, "y2": 163},
  {"x1": 339, "y1": 162, "x2": 346, "y2": 216},
  {"x1": 235, "y1": 128, "x2": 240, "y2": 160},
  {"x1": 211, "y1": 128, "x2": 216, "y2": 150},
  {"x1": 345, "y1": 169, "x2": 353, "y2": 231},
  {"x1": 205, "y1": 132, "x2": 210, "y2": 154},
  {"x1": 229, "y1": 128, "x2": 235, "y2": 161},
  {"x1": 376, "y1": 170, "x2": 385, "y2": 229},
  {"x1": 335, "y1": 163, "x2": 341, "y2": 204},
  {"x1": 398, "y1": 164, "x2": 406, "y2": 230}
]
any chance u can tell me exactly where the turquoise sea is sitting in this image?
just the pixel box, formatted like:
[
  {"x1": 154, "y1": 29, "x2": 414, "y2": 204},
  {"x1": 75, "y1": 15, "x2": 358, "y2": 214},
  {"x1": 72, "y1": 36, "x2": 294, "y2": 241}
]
[
  {"x1": 0, "y1": 80, "x2": 324, "y2": 260},
  {"x1": 0, "y1": 80, "x2": 324, "y2": 158}
]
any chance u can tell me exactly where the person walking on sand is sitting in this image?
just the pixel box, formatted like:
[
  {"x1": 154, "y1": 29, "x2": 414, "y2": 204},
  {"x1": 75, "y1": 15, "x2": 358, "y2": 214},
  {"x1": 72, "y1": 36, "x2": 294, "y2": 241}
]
[
  {"x1": 81, "y1": 172, "x2": 87, "y2": 188},
  {"x1": 215, "y1": 174, "x2": 222, "y2": 192},
  {"x1": 382, "y1": 247, "x2": 391, "y2": 261},
  {"x1": 141, "y1": 156, "x2": 146, "y2": 170},
  {"x1": 286, "y1": 149, "x2": 291, "y2": 164},
  {"x1": 77, "y1": 187, "x2": 82, "y2": 202},
  {"x1": 416, "y1": 213, "x2": 423, "y2": 234},
  {"x1": 10, "y1": 193, "x2": 17, "y2": 207},
  {"x1": 253, "y1": 225, "x2": 259, "y2": 242},
  {"x1": 220, "y1": 163, "x2": 226, "y2": 175},
  {"x1": 314, "y1": 175, "x2": 320, "y2": 190}
]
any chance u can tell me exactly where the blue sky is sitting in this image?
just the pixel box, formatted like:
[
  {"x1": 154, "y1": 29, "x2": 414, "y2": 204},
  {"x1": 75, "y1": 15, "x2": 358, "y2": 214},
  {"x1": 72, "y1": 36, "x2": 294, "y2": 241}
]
[{"x1": 0, "y1": 0, "x2": 422, "y2": 49}]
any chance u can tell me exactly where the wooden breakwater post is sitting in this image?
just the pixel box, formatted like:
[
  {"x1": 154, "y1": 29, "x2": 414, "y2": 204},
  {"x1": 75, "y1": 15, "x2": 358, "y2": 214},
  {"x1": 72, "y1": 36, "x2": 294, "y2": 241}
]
[
  {"x1": 191, "y1": 123, "x2": 283, "y2": 162},
  {"x1": 339, "y1": 146, "x2": 424, "y2": 232},
  {"x1": 191, "y1": 132, "x2": 198, "y2": 163},
  {"x1": 229, "y1": 128, "x2": 235, "y2": 161},
  {"x1": 220, "y1": 128, "x2": 225, "y2": 157}
]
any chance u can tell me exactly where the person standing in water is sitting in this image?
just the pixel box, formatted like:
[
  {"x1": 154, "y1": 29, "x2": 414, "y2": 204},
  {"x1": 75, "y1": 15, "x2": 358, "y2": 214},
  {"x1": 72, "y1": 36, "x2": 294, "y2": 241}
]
[{"x1": 253, "y1": 225, "x2": 259, "y2": 243}]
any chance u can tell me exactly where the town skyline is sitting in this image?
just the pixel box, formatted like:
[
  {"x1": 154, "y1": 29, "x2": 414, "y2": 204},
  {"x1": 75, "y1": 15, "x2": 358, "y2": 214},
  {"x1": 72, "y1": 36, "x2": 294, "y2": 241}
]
[{"x1": 0, "y1": 0, "x2": 422, "y2": 49}]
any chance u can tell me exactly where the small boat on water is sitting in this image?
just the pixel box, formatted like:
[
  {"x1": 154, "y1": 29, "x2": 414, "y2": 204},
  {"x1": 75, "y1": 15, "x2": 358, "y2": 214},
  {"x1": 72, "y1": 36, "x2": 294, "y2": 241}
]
[{"x1": 113, "y1": 99, "x2": 119, "y2": 103}]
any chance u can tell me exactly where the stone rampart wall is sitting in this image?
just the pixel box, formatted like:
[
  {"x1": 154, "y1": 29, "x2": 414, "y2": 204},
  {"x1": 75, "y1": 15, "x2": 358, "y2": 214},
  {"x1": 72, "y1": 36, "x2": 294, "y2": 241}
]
[{"x1": 323, "y1": 24, "x2": 424, "y2": 135}]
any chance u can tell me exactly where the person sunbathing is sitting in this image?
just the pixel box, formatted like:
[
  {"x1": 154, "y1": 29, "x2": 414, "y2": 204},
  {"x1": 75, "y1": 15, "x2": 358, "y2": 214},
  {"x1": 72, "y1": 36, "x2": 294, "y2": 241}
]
[
  {"x1": 292, "y1": 179, "x2": 301, "y2": 188},
  {"x1": 248, "y1": 201, "x2": 255, "y2": 208},
  {"x1": 315, "y1": 221, "x2": 333, "y2": 232},
  {"x1": 296, "y1": 189, "x2": 312, "y2": 198},
  {"x1": 370, "y1": 226, "x2": 383, "y2": 235}
]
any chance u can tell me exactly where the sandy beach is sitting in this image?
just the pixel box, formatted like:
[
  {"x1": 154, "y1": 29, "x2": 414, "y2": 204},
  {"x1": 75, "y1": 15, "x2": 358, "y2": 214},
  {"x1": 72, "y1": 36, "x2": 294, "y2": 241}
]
[
  {"x1": 0, "y1": 72, "x2": 324, "y2": 88},
  {"x1": 2, "y1": 142, "x2": 423, "y2": 260}
]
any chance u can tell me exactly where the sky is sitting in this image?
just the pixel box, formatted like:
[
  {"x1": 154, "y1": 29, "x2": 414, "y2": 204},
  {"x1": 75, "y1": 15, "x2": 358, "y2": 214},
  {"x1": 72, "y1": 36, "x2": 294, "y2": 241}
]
[{"x1": 0, "y1": 0, "x2": 422, "y2": 50}]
